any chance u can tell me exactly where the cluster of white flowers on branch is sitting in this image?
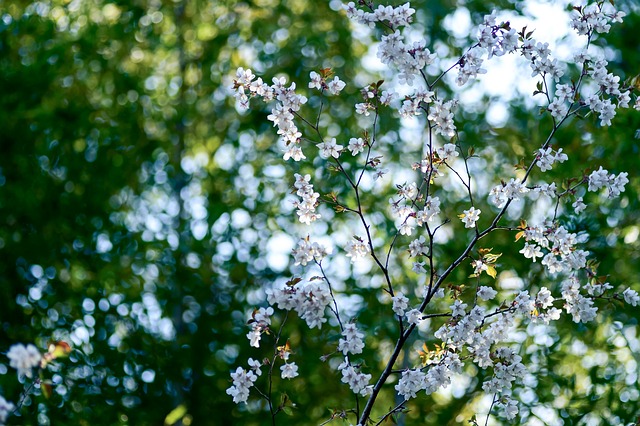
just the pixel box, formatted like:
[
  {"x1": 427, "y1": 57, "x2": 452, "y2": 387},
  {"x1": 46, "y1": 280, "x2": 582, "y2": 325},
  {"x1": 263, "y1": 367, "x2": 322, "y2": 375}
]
[
  {"x1": 229, "y1": 0, "x2": 638, "y2": 424},
  {"x1": 1, "y1": 342, "x2": 71, "y2": 425}
]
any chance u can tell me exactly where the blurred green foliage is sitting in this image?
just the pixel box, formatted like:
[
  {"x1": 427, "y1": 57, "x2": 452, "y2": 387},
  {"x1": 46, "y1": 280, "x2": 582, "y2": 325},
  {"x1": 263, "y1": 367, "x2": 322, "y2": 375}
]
[{"x1": 0, "y1": 0, "x2": 639, "y2": 425}]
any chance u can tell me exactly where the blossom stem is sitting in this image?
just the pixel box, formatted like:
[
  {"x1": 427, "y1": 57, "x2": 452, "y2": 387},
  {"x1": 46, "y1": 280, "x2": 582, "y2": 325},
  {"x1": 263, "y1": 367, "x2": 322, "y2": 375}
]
[{"x1": 484, "y1": 394, "x2": 499, "y2": 426}]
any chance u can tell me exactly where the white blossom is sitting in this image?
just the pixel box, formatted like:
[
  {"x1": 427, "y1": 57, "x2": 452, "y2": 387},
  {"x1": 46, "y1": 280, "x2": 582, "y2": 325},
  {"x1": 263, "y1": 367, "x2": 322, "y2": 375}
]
[
  {"x1": 293, "y1": 173, "x2": 321, "y2": 225},
  {"x1": 519, "y1": 242, "x2": 543, "y2": 262},
  {"x1": 536, "y1": 287, "x2": 554, "y2": 308},
  {"x1": 427, "y1": 99, "x2": 457, "y2": 138},
  {"x1": 572, "y1": 197, "x2": 587, "y2": 214},
  {"x1": 562, "y1": 278, "x2": 597, "y2": 323},
  {"x1": 456, "y1": 46, "x2": 486, "y2": 86},
  {"x1": 536, "y1": 147, "x2": 568, "y2": 172},
  {"x1": 460, "y1": 207, "x2": 481, "y2": 228},
  {"x1": 623, "y1": 288, "x2": 639, "y2": 306},
  {"x1": 0, "y1": 395, "x2": 14, "y2": 424},
  {"x1": 266, "y1": 280, "x2": 332, "y2": 329},
  {"x1": 283, "y1": 144, "x2": 306, "y2": 161},
  {"x1": 412, "y1": 261, "x2": 426, "y2": 273},
  {"x1": 477, "y1": 286, "x2": 498, "y2": 301},
  {"x1": 587, "y1": 167, "x2": 628, "y2": 197},
  {"x1": 416, "y1": 196, "x2": 441, "y2": 225},
  {"x1": 499, "y1": 397, "x2": 519, "y2": 420},
  {"x1": 246, "y1": 306, "x2": 274, "y2": 348},
  {"x1": 226, "y1": 366, "x2": 258, "y2": 404},
  {"x1": 408, "y1": 236, "x2": 428, "y2": 257},
  {"x1": 317, "y1": 138, "x2": 343, "y2": 159},
  {"x1": 292, "y1": 237, "x2": 328, "y2": 266},
  {"x1": 338, "y1": 360, "x2": 373, "y2": 396},
  {"x1": 309, "y1": 71, "x2": 323, "y2": 90},
  {"x1": 347, "y1": 137, "x2": 366, "y2": 155},
  {"x1": 406, "y1": 308, "x2": 423, "y2": 325},
  {"x1": 338, "y1": 323, "x2": 365, "y2": 355},
  {"x1": 281, "y1": 362, "x2": 299, "y2": 379},
  {"x1": 327, "y1": 76, "x2": 346, "y2": 95},
  {"x1": 345, "y1": 237, "x2": 370, "y2": 262},
  {"x1": 7, "y1": 343, "x2": 41, "y2": 379},
  {"x1": 450, "y1": 300, "x2": 467, "y2": 317},
  {"x1": 392, "y1": 293, "x2": 410, "y2": 316},
  {"x1": 395, "y1": 369, "x2": 426, "y2": 400},
  {"x1": 584, "y1": 281, "x2": 612, "y2": 296},
  {"x1": 248, "y1": 358, "x2": 262, "y2": 376},
  {"x1": 436, "y1": 143, "x2": 459, "y2": 161},
  {"x1": 355, "y1": 102, "x2": 372, "y2": 115}
]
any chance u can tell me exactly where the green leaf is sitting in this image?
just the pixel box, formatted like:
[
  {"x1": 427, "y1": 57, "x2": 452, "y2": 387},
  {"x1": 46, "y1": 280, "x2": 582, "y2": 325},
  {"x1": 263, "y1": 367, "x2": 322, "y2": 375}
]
[
  {"x1": 486, "y1": 265, "x2": 497, "y2": 279},
  {"x1": 282, "y1": 406, "x2": 294, "y2": 416},
  {"x1": 164, "y1": 405, "x2": 188, "y2": 426}
]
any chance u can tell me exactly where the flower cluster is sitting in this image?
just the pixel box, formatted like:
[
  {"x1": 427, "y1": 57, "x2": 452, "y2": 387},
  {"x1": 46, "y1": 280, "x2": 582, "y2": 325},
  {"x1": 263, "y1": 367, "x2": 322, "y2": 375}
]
[
  {"x1": 246, "y1": 307, "x2": 274, "y2": 348},
  {"x1": 395, "y1": 368, "x2": 426, "y2": 400},
  {"x1": 416, "y1": 196, "x2": 441, "y2": 225},
  {"x1": 512, "y1": 288, "x2": 562, "y2": 324},
  {"x1": 561, "y1": 277, "x2": 598, "y2": 322},
  {"x1": 482, "y1": 349, "x2": 526, "y2": 420},
  {"x1": 435, "y1": 304, "x2": 482, "y2": 348},
  {"x1": 233, "y1": 68, "x2": 309, "y2": 161},
  {"x1": 570, "y1": 3, "x2": 625, "y2": 36},
  {"x1": 623, "y1": 288, "x2": 640, "y2": 306},
  {"x1": 489, "y1": 179, "x2": 529, "y2": 209},
  {"x1": 266, "y1": 280, "x2": 332, "y2": 329},
  {"x1": 293, "y1": 173, "x2": 321, "y2": 225},
  {"x1": 482, "y1": 347, "x2": 525, "y2": 394},
  {"x1": 343, "y1": 2, "x2": 415, "y2": 29},
  {"x1": 281, "y1": 362, "x2": 299, "y2": 379},
  {"x1": 456, "y1": 46, "x2": 487, "y2": 87},
  {"x1": 584, "y1": 280, "x2": 612, "y2": 296},
  {"x1": 587, "y1": 166, "x2": 629, "y2": 198},
  {"x1": 564, "y1": 5, "x2": 631, "y2": 126},
  {"x1": 345, "y1": 237, "x2": 370, "y2": 262},
  {"x1": 548, "y1": 84, "x2": 574, "y2": 121},
  {"x1": 338, "y1": 323, "x2": 365, "y2": 355},
  {"x1": 520, "y1": 223, "x2": 588, "y2": 274},
  {"x1": 309, "y1": 71, "x2": 346, "y2": 95},
  {"x1": 388, "y1": 184, "x2": 444, "y2": 238},
  {"x1": 317, "y1": 138, "x2": 344, "y2": 159},
  {"x1": 457, "y1": 5, "x2": 632, "y2": 130},
  {"x1": 398, "y1": 89, "x2": 434, "y2": 117},
  {"x1": 456, "y1": 11, "x2": 519, "y2": 86},
  {"x1": 291, "y1": 236, "x2": 328, "y2": 266},
  {"x1": 345, "y1": 3, "x2": 440, "y2": 87},
  {"x1": 392, "y1": 292, "x2": 410, "y2": 316},
  {"x1": 389, "y1": 183, "x2": 419, "y2": 236},
  {"x1": 7, "y1": 343, "x2": 42, "y2": 379},
  {"x1": 427, "y1": 99, "x2": 457, "y2": 138},
  {"x1": 582, "y1": 54, "x2": 631, "y2": 126},
  {"x1": 0, "y1": 395, "x2": 14, "y2": 425},
  {"x1": 459, "y1": 206, "x2": 481, "y2": 229},
  {"x1": 476, "y1": 12, "x2": 519, "y2": 59},
  {"x1": 536, "y1": 147, "x2": 568, "y2": 172},
  {"x1": 521, "y1": 38, "x2": 563, "y2": 83},
  {"x1": 338, "y1": 358, "x2": 372, "y2": 396},
  {"x1": 380, "y1": 33, "x2": 437, "y2": 86},
  {"x1": 395, "y1": 352, "x2": 463, "y2": 401},
  {"x1": 225, "y1": 360, "x2": 261, "y2": 404}
]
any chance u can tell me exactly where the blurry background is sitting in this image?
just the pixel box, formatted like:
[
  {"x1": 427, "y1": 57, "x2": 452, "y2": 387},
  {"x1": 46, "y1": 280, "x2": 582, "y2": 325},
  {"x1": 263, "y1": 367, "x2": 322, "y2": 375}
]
[{"x1": 0, "y1": 0, "x2": 639, "y2": 424}]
